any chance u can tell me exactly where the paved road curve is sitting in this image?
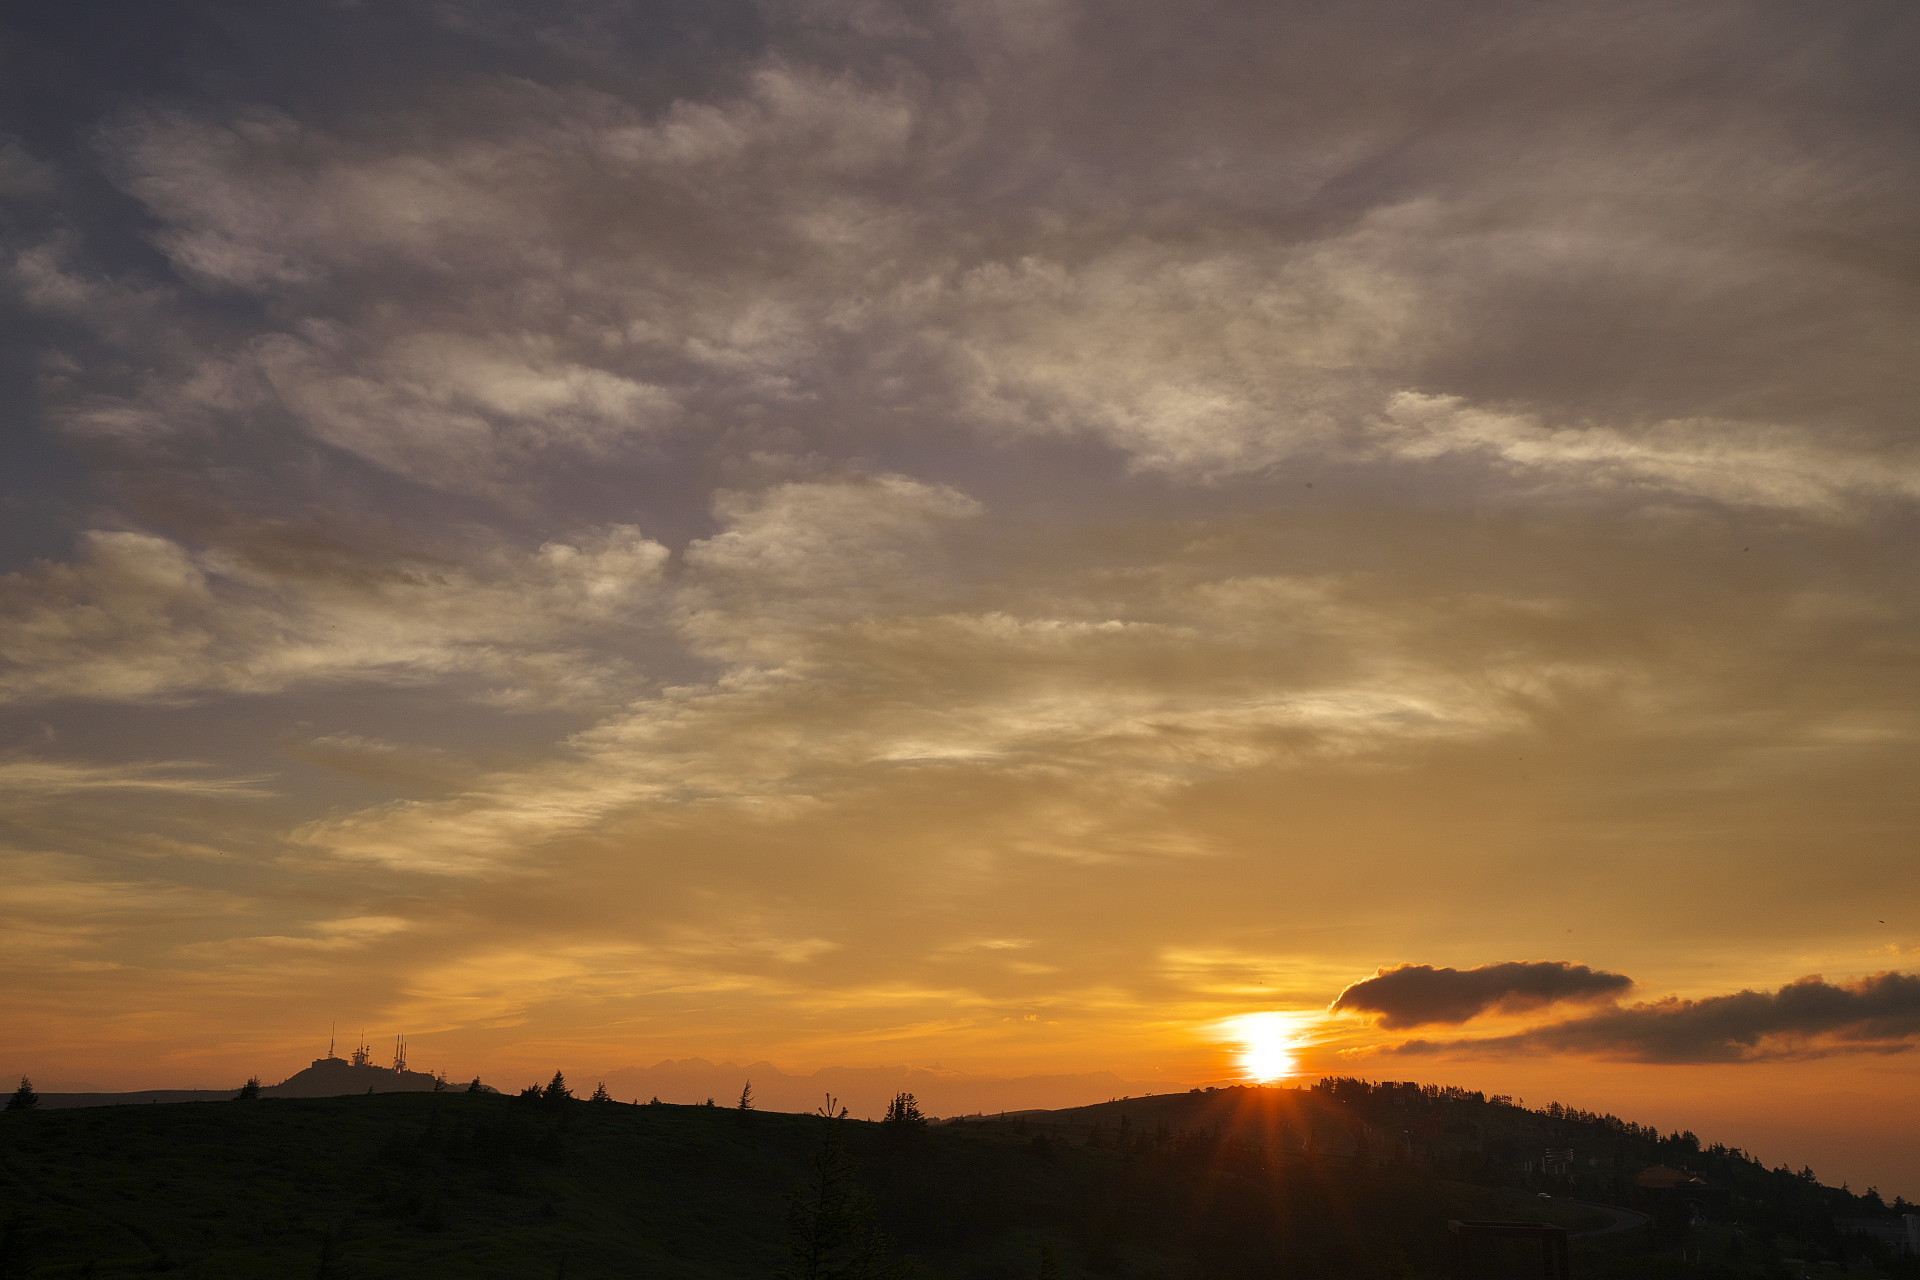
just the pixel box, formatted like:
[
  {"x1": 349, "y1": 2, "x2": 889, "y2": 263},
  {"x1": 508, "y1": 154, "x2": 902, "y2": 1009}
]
[{"x1": 1567, "y1": 1201, "x2": 1651, "y2": 1237}]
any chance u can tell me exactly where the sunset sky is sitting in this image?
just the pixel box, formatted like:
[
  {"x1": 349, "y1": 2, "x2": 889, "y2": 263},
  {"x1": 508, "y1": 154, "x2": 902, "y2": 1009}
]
[{"x1": 3, "y1": 0, "x2": 1918, "y2": 1196}]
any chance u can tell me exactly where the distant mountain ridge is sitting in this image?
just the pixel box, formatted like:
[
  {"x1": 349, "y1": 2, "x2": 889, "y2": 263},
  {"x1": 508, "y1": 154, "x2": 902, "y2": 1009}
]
[
  {"x1": 35, "y1": 1054, "x2": 451, "y2": 1109},
  {"x1": 32, "y1": 1054, "x2": 1188, "y2": 1115},
  {"x1": 592, "y1": 1057, "x2": 1191, "y2": 1118}
]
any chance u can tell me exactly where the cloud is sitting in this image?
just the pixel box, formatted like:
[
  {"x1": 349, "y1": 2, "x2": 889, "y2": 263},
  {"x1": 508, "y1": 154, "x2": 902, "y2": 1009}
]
[
  {"x1": 292, "y1": 475, "x2": 1621, "y2": 874},
  {"x1": 0, "y1": 757, "x2": 274, "y2": 800},
  {"x1": 1333, "y1": 961, "x2": 1634, "y2": 1029},
  {"x1": 29, "y1": 4, "x2": 1908, "y2": 512},
  {"x1": 279, "y1": 735, "x2": 477, "y2": 793},
  {"x1": 0, "y1": 525, "x2": 668, "y2": 705},
  {"x1": 0, "y1": 851, "x2": 253, "y2": 970},
  {"x1": 1386, "y1": 972, "x2": 1920, "y2": 1063},
  {"x1": 1379, "y1": 394, "x2": 1920, "y2": 516},
  {"x1": 253, "y1": 329, "x2": 679, "y2": 500}
]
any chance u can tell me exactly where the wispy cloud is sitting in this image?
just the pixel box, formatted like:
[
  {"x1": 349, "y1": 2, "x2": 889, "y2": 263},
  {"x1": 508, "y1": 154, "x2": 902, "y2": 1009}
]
[
  {"x1": 0, "y1": 526, "x2": 667, "y2": 705},
  {"x1": 0, "y1": 757, "x2": 275, "y2": 799}
]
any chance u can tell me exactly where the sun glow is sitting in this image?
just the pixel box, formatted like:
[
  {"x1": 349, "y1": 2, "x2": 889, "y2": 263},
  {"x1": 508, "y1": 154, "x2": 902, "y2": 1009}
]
[{"x1": 1219, "y1": 1011, "x2": 1316, "y2": 1083}]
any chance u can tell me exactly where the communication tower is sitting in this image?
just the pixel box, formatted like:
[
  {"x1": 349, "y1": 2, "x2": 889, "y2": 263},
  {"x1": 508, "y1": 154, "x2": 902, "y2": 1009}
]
[
  {"x1": 350, "y1": 1031, "x2": 374, "y2": 1069},
  {"x1": 392, "y1": 1034, "x2": 408, "y2": 1072}
]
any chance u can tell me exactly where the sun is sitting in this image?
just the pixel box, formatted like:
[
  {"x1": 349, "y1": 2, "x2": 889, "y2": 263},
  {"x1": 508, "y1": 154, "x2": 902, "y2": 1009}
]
[{"x1": 1219, "y1": 1011, "x2": 1313, "y2": 1083}]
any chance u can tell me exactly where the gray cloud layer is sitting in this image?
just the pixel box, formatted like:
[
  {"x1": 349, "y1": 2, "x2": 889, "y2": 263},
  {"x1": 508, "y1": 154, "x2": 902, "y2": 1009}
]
[
  {"x1": 1333, "y1": 961, "x2": 1634, "y2": 1028},
  {"x1": 1388, "y1": 972, "x2": 1920, "y2": 1063}
]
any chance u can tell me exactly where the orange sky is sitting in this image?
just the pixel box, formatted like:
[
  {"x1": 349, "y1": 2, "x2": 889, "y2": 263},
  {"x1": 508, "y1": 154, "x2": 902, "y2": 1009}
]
[{"x1": 2, "y1": 0, "x2": 1917, "y2": 1202}]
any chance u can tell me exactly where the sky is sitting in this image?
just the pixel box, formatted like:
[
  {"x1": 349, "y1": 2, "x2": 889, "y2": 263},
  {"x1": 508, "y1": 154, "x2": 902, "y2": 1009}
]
[{"x1": 3, "y1": 0, "x2": 1918, "y2": 1196}]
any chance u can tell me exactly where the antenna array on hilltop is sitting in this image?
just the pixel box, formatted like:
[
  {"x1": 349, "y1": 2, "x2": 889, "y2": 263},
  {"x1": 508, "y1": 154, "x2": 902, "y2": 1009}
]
[{"x1": 317, "y1": 1026, "x2": 418, "y2": 1075}]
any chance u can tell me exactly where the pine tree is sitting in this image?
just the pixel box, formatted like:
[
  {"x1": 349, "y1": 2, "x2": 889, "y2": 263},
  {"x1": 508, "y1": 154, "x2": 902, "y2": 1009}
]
[
  {"x1": 590, "y1": 1082, "x2": 613, "y2": 1103},
  {"x1": 235, "y1": 1076, "x2": 261, "y2": 1101},
  {"x1": 6, "y1": 1077, "x2": 38, "y2": 1111},
  {"x1": 466, "y1": 1077, "x2": 485, "y2": 1093},
  {"x1": 881, "y1": 1092, "x2": 926, "y2": 1129},
  {"x1": 778, "y1": 1119, "x2": 906, "y2": 1279},
  {"x1": 542, "y1": 1071, "x2": 572, "y2": 1103},
  {"x1": 738, "y1": 1081, "x2": 756, "y2": 1111}
]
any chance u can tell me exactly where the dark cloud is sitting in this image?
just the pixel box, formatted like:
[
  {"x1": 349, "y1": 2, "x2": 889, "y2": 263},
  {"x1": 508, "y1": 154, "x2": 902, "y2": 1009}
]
[
  {"x1": 1333, "y1": 960, "x2": 1634, "y2": 1028},
  {"x1": 1388, "y1": 972, "x2": 1920, "y2": 1063}
]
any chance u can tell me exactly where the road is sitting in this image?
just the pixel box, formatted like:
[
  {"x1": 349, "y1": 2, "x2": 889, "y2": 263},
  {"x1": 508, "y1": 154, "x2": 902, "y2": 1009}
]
[{"x1": 1567, "y1": 1201, "x2": 1650, "y2": 1237}]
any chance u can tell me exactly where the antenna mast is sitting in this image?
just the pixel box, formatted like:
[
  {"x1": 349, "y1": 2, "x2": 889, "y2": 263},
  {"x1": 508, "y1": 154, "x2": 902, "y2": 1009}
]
[{"x1": 392, "y1": 1034, "x2": 408, "y2": 1072}]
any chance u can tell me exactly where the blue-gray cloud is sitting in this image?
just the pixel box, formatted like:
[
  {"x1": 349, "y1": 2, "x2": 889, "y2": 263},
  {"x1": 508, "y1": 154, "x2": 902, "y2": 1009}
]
[
  {"x1": 1334, "y1": 961, "x2": 1634, "y2": 1029},
  {"x1": 1386, "y1": 972, "x2": 1920, "y2": 1064}
]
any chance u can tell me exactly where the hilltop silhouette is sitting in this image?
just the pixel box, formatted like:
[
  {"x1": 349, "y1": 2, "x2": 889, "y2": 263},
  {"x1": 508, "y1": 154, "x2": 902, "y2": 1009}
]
[
  {"x1": 33, "y1": 1048, "x2": 458, "y2": 1109},
  {"x1": 0, "y1": 1076, "x2": 1911, "y2": 1277}
]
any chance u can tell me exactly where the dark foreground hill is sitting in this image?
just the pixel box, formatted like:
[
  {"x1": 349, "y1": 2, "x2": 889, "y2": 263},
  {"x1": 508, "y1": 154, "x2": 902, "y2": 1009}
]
[{"x1": 0, "y1": 1080, "x2": 1911, "y2": 1279}]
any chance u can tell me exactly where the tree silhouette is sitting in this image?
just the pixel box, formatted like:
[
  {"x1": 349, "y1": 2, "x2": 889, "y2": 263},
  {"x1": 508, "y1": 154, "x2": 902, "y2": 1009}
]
[
  {"x1": 590, "y1": 1082, "x2": 613, "y2": 1103},
  {"x1": 465, "y1": 1077, "x2": 485, "y2": 1093},
  {"x1": 5, "y1": 1077, "x2": 37, "y2": 1111},
  {"x1": 738, "y1": 1081, "x2": 756, "y2": 1111},
  {"x1": 778, "y1": 1118, "x2": 906, "y2": 1280},
  {"x1": 235, "y1": 1076, "x2": 261, "y2": 1101},
  {"x1": 542, "y1": 1072, "x2": 572, "y2": 1103},
  {"x1": 881, "y1": 1093, "x2": 925, "y2": 1129}
]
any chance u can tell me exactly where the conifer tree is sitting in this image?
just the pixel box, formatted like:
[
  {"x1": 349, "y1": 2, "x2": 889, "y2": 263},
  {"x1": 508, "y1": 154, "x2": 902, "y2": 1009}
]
[
  {"x1": 542, "y1": 1071, "x2": 572, "y2": 1103},
  {"x1": 5, "y1": 1077, "x2": 37, "y2": 1111},
  {"x1": 590, "y1": 1081, "x2": 613, "y2": 1103},
  {"x1": 235, "y1": 1076, "x2": 261, "y2": 1101},
  {"x1": 778, "y1": 1118, "x2": 906, "y2": 1279},
  {"x1": 738, "y1": 1081, "x2": 756, "y2": 1111},
  {"x1": 881, "y1": 1093, "x2": 926, "y2": 1129},
  {"x1": 466, "y1": 1077, "x2": 485, "y2": 1093}
]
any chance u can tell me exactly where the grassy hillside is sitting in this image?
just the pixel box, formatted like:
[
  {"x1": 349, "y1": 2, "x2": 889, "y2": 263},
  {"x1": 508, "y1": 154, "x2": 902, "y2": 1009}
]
[{"x1": 0, "y1": 1080, "x2": 1911, "y2": 1278}]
